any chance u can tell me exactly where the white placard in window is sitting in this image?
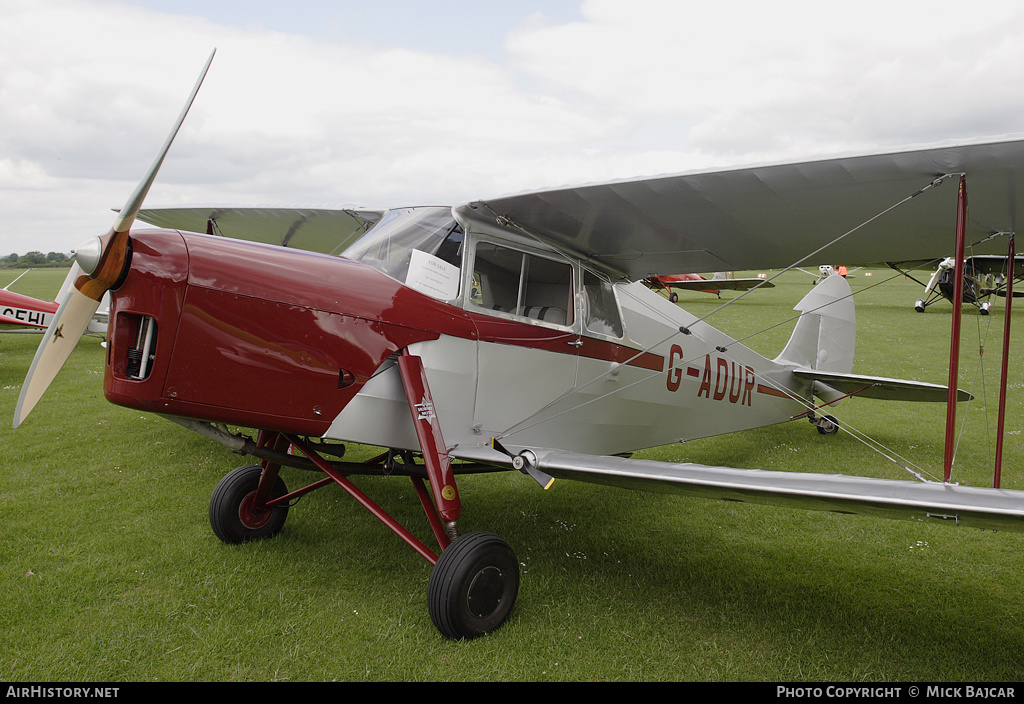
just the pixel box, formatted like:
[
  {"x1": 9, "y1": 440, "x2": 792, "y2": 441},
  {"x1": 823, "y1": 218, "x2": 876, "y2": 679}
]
[{"x1": 405, "y1": 249, "x2": 460, "y2": 300}]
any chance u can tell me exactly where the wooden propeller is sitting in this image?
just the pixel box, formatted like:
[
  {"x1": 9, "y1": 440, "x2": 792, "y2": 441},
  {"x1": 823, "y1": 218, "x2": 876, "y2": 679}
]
[{"x1": 13, "y1": 49, "x2": 216, "y2": 428}]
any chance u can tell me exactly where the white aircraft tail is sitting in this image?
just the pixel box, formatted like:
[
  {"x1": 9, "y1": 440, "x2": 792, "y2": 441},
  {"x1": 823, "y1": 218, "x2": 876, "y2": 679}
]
[
  {"x1": 776, "y1": 273, "x2": 969, "y2": 405},
  {"x1": 775, "y1": 274, "x2": 856, "y2": 375}
]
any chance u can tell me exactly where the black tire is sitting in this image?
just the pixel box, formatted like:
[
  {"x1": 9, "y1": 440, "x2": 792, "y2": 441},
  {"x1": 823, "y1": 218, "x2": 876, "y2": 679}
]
[
  {"x1": 816, "y1": 414, "x2": 840, "y2": 435},
  {"x1": 428, "y1": 532, "x2": 519, "y2": 640},
  {"x1": 669, "y1": 292, "x2": 679, "y2": 303},
  {"x1": 209, "y1": 465, "x2": 289, "y2": 544}
]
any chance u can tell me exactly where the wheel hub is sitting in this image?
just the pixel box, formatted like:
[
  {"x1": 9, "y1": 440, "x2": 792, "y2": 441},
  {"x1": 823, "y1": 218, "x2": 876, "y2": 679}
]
[
  {"x1": 467, "y1": 565, "x2": 506, "y2": 618},
  {"x1": 238, "y1": 491, "x2": 274, "y2": 529}
]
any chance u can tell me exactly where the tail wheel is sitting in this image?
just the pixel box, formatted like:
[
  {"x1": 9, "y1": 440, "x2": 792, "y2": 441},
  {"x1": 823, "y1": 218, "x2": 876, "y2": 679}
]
[
  {"x1": 209, "y1": 465, "x2": 289, "y2": 544},
  {"x1": 816, "y1": 414, "x2": 840, "y2": 435},
  {"x1": 428, "y1": 532, "x2": 519, "y2": 640}
]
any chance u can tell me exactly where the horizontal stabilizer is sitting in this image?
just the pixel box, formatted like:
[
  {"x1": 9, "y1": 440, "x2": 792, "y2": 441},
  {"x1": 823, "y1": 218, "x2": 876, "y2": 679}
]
[
  {"x1": 455, "y1": 446, "x2": 1024, "y2": 533},
  {"x1": 792, "y1": 369, "x2": 972, "y2": 402}
]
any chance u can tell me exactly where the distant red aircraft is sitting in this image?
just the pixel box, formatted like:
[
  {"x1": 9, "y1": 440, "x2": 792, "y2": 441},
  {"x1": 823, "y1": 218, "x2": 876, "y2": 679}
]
[
  {"x1": 1, "y1": 269, "x2": 108, "y2": 334},
  {"x1": 645, "y1": 272, "x2": 773, "y2": 302},
  {"x1": 1, "y1": 272, "x2": 58, "y2": 329}
]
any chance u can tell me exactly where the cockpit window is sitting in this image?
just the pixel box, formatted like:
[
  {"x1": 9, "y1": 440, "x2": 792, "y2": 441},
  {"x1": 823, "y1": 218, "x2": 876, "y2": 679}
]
[
  {"x1": 343, "y1": 207, "x2": 463, "y2": 298},
  {"x1": 583, "y1": 269, "x2": 623, "y2": 338},
  {"x1": 470, "y1": 240, "x2": 574, "y2": 327}
]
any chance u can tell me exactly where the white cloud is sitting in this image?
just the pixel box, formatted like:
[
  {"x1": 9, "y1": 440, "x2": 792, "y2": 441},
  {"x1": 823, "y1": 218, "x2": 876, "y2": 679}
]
[
  {"x1": 2, "y1": 0, "x2": 1024, "y2": 254},
  {"x1": 508, "y1": 0, "x2": 1024, "y2": 156}
]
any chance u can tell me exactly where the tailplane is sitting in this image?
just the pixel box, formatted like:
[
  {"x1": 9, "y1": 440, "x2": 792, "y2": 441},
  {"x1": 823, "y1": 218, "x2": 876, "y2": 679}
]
[{"x1": 776, "y1": 273, "x2": 972, "y2": 406}]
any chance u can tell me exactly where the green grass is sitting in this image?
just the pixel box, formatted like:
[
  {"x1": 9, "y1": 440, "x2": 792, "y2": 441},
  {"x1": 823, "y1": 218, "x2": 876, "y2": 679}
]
[{"x1": 2, "y1": 267, "x2": 1024, "y2": 681}]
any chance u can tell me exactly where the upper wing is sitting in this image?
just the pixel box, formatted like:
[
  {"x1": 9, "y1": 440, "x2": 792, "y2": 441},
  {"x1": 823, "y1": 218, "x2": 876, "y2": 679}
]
[
  {"x1": 456, "y1": 137, "x2": 1024, "y2": 279},
  {"x1": 965, "y1": 254, "x2": 1024, "y2": 276},
  {"x1": 137, "y1": 206, "x2": 385, "y2": 255}
]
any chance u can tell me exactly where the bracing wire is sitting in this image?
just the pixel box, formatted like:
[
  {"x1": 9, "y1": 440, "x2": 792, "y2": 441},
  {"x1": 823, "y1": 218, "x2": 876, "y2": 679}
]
[{"x1": 490, "y1": 173, "x2": 969, "y2": 483}]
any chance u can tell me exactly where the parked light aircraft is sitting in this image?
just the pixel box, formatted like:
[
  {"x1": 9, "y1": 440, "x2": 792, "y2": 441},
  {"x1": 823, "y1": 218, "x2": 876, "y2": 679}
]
[
  {"x1": 644, "y1": 272, "x2": 774, "y2": 302},
  {"x1": 13, "y1": 51, "x2": 1024, "y2": 639},
  {"x1": 888, "y1": 254, "x2": 1024, "y2": 314},
  {"x1": 1, "y1": 269, "x2": 108, "y2": 334},
  {"x1": 1, "y1": 272, "x2": 57, "y2": 329}
]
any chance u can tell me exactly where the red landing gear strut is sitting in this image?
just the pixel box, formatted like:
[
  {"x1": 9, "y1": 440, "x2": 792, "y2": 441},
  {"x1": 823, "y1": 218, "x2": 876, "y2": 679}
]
[{"x1": 206, "y1": 351, "x2": 519, "y2": 640}]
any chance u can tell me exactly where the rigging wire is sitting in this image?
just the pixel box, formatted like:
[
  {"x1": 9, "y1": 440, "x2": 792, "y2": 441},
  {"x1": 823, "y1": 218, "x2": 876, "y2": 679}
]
[
  {"x1": 490, "y1": 173, "x2": 968, "y2": 483},
  {"x1": 501, "y1": 269, "x2": 943, "y2": 482}
]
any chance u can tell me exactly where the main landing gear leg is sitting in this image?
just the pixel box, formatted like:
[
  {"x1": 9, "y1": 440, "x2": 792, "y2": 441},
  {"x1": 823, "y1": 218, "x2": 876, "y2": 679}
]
[
  {"x1": 398, "y1": 351, "x2": 520, "y2": 640},
  {"x1": 206, "y1": 358, "x2": 520, "y2": 640},
  {"x1": 209, "y1": 431, "x2": 291, "y2": 543}
]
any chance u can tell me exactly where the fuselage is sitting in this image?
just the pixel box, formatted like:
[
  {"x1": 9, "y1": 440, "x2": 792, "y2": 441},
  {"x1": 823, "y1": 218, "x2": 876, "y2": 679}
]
[
  {"x1": 102, "y1": 207, "x2": 813, "y2": 457},
  {"x1": 1, "y1": 289, "x2": 58, "y2": 329}
]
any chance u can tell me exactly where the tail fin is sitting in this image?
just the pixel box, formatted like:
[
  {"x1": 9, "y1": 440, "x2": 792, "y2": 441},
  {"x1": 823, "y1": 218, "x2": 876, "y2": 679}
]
[
  {"x1": 775, "y1": 274, "x2": 856, "y2": 375},
  {"x1": 777, "y1": 275, "x2": 969, "y2": 406}
]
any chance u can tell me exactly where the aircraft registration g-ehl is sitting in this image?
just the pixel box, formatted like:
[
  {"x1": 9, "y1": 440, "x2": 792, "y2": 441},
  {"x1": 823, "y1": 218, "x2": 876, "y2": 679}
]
[
  {"x1": 1, "y1": 270, "x2": 108, "y2": 334},
  {"x1": 0, "y1": 272, "x2": 56, "y2": 330},
  {"x1": 13, "y1": 51, "x2": 1024, "y2": 640}
]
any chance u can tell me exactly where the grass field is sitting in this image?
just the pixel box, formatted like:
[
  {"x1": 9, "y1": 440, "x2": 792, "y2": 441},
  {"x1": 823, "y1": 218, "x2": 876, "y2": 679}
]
[{"x1": 2, "y1": 266, "x2": 1023, "y2": 682}]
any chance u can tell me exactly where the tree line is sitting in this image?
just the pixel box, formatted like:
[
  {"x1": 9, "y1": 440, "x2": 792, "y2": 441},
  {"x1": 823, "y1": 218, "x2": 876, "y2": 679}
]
[{"x1": 2, "y1": 251, "x2": 74, "y2": 268}]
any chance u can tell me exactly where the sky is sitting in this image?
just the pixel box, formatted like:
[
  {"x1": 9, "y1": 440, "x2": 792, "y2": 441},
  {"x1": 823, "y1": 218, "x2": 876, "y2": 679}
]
[{"x1": 2, "y1": 0, "x2": 1024, "y2": 256}]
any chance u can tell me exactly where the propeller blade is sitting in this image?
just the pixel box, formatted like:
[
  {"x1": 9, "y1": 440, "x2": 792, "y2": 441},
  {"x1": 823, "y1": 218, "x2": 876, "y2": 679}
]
[
  {"x1": 491, "y1": 438, "x2": 555, "y2": 490},
  {"x1": 13, "y1": 49, "x2": 216, "y2": 428},
  {"x1": 114, "y1": 48, "x2": 216, "y2": 235},
  {"x1": 13, "y1": 287, "x2": 101, "y2": 428}
]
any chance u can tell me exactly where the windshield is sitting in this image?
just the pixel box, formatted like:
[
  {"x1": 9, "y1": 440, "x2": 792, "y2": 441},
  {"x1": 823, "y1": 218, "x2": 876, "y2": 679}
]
[{"x1": 343, "y1": 207, "x2": 463, "y2": 287}]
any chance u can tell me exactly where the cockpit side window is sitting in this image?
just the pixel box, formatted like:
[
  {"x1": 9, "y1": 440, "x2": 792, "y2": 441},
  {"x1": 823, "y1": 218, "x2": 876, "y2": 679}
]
[
  {"x1": 470, "y1": 241, "x2": 574, "y2": 327},
  {"x1": 583, "y1": 269, "x2": 624, "y2": 338}
]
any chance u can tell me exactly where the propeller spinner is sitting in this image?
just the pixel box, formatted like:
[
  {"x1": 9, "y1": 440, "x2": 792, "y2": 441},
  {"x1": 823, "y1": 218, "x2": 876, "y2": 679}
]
[{"x1": 13, "y1": 49, "x2": 216, "y2": 428}]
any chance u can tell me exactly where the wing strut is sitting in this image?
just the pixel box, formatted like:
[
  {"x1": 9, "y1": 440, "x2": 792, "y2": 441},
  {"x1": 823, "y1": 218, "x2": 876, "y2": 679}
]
[
  {"x1": 995, "y1": 233, "x2": 1015, "y2": 488},
  {"x1": 943, "y1": 175, "x2": 968, "y2": 482}
]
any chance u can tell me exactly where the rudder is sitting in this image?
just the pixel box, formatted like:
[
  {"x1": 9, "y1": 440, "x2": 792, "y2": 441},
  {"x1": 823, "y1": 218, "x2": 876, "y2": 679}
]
[{"x1": 774, "y1": 274, "x2": 856, "y2": 375}]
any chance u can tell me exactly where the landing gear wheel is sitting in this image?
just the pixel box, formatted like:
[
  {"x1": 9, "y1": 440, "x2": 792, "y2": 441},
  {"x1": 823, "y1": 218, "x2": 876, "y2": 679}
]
[
  {"x1": 428, "y1": 532, "x2": 519, "y2": 640},
  {"x1": 209, "y1": 464, "x2": 289, "y2": 544},
  {"x1": 816, "y1": 414, "x2": 840, "y2": 435},
  {"x1": 914, "y1": 300, "x2": 926, "y2": 312},
  {"x1": 668, "y1": 292, "x2": 679, "y2": 303}
]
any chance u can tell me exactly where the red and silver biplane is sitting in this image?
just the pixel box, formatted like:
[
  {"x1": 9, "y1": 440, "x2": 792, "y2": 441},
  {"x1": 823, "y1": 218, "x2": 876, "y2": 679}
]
[{"x1": 13, "y1": 52, "x2": 1024, "y2": 639}]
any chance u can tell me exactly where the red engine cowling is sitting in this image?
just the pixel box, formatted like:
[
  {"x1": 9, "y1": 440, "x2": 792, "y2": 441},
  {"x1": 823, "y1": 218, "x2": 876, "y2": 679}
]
[{"x1": 104, "y1": 230, "x2": 476, "y2": 435}]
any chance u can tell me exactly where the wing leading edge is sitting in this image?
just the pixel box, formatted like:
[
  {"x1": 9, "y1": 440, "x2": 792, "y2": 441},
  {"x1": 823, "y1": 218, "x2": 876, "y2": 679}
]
[
  {"x1": 455, "y1": 137, "x2": 1024, "y2": 280},
  {"x1": 454, "y1": 445, "x2": 1024, "y2": 533}
]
